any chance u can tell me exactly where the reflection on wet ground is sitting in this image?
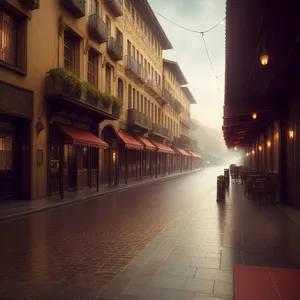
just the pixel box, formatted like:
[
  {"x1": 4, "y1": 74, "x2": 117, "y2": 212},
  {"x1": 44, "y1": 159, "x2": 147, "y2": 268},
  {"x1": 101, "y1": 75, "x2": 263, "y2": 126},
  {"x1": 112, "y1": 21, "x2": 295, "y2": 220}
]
[{"x1": 1, "y1": 166, "x2": 300, "y2": 299}]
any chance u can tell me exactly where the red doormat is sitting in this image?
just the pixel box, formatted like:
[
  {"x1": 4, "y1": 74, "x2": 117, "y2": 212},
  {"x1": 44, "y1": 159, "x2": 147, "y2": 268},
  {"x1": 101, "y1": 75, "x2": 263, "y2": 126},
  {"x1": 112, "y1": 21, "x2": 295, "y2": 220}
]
[{"x1": 234, "y1": 264, "x2": 300, "y2": 300}]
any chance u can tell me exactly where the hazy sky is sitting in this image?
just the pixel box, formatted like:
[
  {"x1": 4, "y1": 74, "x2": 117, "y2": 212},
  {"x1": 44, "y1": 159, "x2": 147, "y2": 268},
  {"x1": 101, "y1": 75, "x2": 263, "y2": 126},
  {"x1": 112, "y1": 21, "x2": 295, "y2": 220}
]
[{"x1": 149, "y1": 0, "x2": 226, "y2": 131}]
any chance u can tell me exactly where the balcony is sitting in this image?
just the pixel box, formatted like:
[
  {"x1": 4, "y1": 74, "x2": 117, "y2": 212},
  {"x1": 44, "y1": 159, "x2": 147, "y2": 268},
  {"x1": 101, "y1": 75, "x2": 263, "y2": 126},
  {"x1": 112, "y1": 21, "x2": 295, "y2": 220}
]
[
  {"x1": 145, "y1": 75, "x2": 162, "y2": 98},
  {"x1": 127, "y1": 109, "x2": 151, "y2": 132},
  {"x1": 180, "y1": 113, "x2": 192, "y2": 128},
  {"x1": 161, "y1": 127, "x2": 173, "y2": 141},
  {"x1": 163, "y1": 88, "x2": 183, "y2": 113},
  {"x1": 125, "y1": 55, "x2": 146, "y2": 83},
  {"x1": 19, "y1": 0, "x2": 40, "y2": 10},
  {"x1": 178, "y1": 134, "x2": 192, "y2": 147},
  {"x1": 60, "y1": 0, "x2": 86, "y2": 18},
  {"x1": 45, "y1": 74, "x2": 118, "y2": 121},
  {"x1": 151, "y1": 123, "x2": 173, "y2": 140},
  {"x1": 88, "y1": 14, "x2": 108, "y2": 44},
  {"x1": 104, "y1": 0, "x2": 123, "y2": 17},
  {"x1": 107, "y1": 37, "x2": 123, "y2": 61}
]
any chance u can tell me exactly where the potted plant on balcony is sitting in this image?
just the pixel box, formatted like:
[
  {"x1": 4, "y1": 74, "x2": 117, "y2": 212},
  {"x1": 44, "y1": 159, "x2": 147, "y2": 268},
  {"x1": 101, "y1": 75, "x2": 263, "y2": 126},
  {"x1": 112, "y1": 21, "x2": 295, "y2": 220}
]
[
  {"x1": 112, "y1": 96, "x2": 122, "y2": 118},
  {"x1": 100, "y1": 93, "x2": 114, "y2": 111},
  {"x1": 84, "y1": 83, "x2": 104, "y2": 107},
  {"x1": 46, "y1": 67, "x2": 83, "y2": 98}
]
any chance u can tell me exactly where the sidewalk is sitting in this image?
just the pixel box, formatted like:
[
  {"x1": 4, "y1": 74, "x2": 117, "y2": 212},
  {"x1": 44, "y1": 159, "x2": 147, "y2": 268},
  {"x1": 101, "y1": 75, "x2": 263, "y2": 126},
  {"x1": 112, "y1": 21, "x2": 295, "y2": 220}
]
[{"x1": 0, "y1": 168, "x2": 204, "y2": 222}]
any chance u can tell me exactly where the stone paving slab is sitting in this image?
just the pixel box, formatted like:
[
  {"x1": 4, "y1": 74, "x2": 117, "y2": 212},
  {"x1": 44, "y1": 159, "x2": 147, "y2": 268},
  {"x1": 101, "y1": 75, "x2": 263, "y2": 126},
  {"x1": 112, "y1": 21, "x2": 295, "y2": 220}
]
[{"x1": 1, "y1": 167, "x2": 300, "y2": 299}]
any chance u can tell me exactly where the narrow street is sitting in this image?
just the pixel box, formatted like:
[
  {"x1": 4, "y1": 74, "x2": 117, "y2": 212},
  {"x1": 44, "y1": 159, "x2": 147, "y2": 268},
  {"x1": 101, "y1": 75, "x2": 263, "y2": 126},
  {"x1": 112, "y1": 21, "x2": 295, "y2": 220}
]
[{"x1": 1, "y1": 167, "x2": 300, "y2": 300}]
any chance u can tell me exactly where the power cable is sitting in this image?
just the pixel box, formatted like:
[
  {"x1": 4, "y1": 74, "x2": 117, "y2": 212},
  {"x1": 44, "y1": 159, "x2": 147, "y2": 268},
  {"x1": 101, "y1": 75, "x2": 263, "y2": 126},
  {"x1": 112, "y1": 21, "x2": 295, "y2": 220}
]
[{"x1": 153, "y1": 9, "x2": 225, "y2": 34}]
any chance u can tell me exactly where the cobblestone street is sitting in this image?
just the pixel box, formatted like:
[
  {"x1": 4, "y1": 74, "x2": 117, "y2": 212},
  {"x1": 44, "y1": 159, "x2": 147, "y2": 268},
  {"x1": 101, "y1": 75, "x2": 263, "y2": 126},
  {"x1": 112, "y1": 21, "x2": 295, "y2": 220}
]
[{"x1": 1, "y1": 166, "x2": 300, "y2": 300}]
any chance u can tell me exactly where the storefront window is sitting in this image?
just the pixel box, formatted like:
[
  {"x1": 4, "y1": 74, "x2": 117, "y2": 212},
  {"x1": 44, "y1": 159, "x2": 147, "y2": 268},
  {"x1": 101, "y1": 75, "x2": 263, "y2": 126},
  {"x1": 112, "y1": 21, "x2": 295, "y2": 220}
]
[
  {"x1": 50, "y1": 143, "x2": 60, "y2": 172},
  {"x1": 0, "y1": 133, "x2": 12, "y2": 171},
  {"x1": 82, "y1": 147, "x2": 89, "y2": 169}
]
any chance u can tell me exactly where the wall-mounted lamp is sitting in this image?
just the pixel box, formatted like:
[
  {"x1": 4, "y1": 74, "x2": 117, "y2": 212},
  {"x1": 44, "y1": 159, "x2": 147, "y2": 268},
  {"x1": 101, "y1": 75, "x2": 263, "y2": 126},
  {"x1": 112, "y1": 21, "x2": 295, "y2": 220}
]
[
  {"x1": 252, "y1": 113, "x2": 257, "y2": 119},
  {"x1": 267, "y1": 140, "x2": 272, "y2": 148},
  {"x1": 112, "y1": 151, "x2": 117, "y2": 163},
  {"x1": 259, "y1": 146, "x2": 262, "y2": 151},
  {"x1": 234, "y1": 146, "x2": 238, "y2": 151},
  {"x1": 260, "y1": 52, "x2": 269, "y2": 66},
  {"x1": 289, "y1": 129, "x2": 294, "y2": 140},
  {"x1": 246, "y1": 153, "x2": 249, "y2": 157},
  {"x1": 252, "y1": 150, "x2": 255, "y2": 155}
]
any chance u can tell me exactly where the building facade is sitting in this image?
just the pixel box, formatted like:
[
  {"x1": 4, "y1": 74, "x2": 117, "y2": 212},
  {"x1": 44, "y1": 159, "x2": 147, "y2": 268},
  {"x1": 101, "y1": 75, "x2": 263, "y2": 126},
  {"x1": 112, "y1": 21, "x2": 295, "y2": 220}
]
[{"x1": 0, "y1": 0, "x2": 201, "y2": 201}]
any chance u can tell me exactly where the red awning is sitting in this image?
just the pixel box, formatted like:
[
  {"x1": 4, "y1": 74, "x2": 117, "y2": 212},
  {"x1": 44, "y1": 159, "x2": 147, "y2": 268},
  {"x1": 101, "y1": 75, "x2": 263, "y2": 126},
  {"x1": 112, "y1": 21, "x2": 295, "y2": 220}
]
[
  {"x1": 151, "y1": 141, "x2": 175, "y2": 154},
  {"x1": 137, "y1": 136, "x2": 156, "y2": 151},
  {"x1": 189, "y1": 151, "x2": 202, "y2": 158},
  {"x1": 173, "y1": 147, "x2": 191, "y2": 156},
  {"x1": 56, "y1": 124, "x2": 108, "y2": 148},
  {"x1": 118, "y1": 130, "x2": 143, "y2": 150}
]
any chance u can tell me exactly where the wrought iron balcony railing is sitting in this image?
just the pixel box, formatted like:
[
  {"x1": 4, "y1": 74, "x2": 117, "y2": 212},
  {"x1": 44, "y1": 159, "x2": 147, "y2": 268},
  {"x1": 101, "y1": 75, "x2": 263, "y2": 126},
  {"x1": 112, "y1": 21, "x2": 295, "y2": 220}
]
[
  {"x1": 104, "y1": 0, "x2": 123, "y2": 17},
  {"x1": 151, "y1": 123, "x2": 173, "y2": 140},
  {"x1": 88, "y1": 14, "x2": 108, "y2": 44},
  {"x1": 180, "y1": 113, "x2": 192, "y2": 128},
  {"x1": 128, "y1": 109, "x2": 151, "y2": 130},
  {"x1": 60, "y1": 0, "x2": 86, "y2": 18},
  {"x1": 19, "y1": 0, "x2": 40, "y2": 10},
  {"x1": 145, "y1": 75, "x2": 161, "y2": 97},
  {"x1": 125, "y1": 55, "x2": 146, "y2": 83},
  {"x1": 107, "y1": 37, "x2": 123, "y2": 61}
]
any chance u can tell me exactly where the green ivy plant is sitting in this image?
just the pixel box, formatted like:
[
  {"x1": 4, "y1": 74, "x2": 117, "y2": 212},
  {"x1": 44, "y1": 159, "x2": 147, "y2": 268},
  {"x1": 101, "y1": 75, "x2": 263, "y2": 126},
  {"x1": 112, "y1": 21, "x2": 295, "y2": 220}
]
[
  {"x1": 47, "y1": 67, "x2": 82, "y2": 92},
  {"x1": 47, "y1": 67, "x2": 122, "y2": 117}
]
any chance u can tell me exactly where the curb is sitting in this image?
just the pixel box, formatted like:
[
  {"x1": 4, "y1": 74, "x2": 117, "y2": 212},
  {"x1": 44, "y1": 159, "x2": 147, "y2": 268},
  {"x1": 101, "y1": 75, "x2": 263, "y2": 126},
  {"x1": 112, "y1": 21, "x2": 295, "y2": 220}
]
[{"x1": 0, "y1": 169, "x2": 204, "y2": 223}]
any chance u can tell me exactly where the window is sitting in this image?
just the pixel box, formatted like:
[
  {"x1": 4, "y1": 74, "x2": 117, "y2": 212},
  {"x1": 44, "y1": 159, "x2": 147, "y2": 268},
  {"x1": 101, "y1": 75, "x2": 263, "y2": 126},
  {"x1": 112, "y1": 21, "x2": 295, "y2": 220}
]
[
  {"x1": 118, "y1": 79, "x2": 123, "y2": 103},
  {"x1": 116, "y1": 29, "x2": 123, "y2": 46},
  {"x1": 128, "y1": 84, "x2": 132, "y2": 109},
  {"x1": 127, "y1": 40, "x2": 131, "y2": 56},
  {"x1": 0, "y1": 11, "x2": 27, "y2": 73},
  {"x1": 140, "y1": 95, "x2": 143, "y2": 113},
  {"x1": 132, "y1": 45, "x2": 135, "y2": 58},
  {"x1": 88, "y1": 49, "x2": 98, "y2": 87},
  {"x1": 105, "y1": 64, "x2": 112, "y2": 95},
  {"x1": 151, "y1": 103, "x2": 154, "y2": 120},
  {"x1": 64, "y1": 31, "x2": 78, "y2": 74},
  {"x1": 0, "y1": 133, "x2": 12, "y2": 171},
  {"x1": 140, "y1": 20, "x2": 143, "y2": 31},
  {"x1": 0, "y1": 12, "x2": 17, "y2": 66},
  {"x1": 106, "y1": 15, "x2": 111, "y2": 37},
  {"x1": 144, "y1": 97, "x2": 147, "y2": 115},
  {"x1": 136, "y1": 91, "x2": 140, "y2": 111},
  {"x1": 131, "y1": 7, "x2": 135, "y2": 22},
  {"x1": 133, "y1": 88, "x2": 136, "y2": 108},
  {"x1": 148, "y1": 100, "x2": 150, "y2": 117},
  {"x1": 136, "y1": 14, "x2": 140, "y2": 27},
  {"x1": 137, "y1": 50, "x2": 140, "y2": 64},
  {"x1": 90, "y1": 0, "x2": 98, "y2": 15}
]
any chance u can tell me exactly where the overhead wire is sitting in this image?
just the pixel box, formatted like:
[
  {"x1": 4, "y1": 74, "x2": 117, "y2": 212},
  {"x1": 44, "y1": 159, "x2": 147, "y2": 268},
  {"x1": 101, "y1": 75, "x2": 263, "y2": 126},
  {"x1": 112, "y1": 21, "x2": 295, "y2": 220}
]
[{"x1": 152, "y1": 8, "x2": 225, "y2": 97}]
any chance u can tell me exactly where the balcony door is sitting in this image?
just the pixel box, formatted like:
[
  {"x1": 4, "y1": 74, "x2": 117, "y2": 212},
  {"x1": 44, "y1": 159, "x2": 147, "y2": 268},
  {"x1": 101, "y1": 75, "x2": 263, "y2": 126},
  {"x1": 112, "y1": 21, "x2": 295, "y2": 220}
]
[
  {"x1": 105, "y1": 64, "x2": 112, "y2": 95},
  {"x1": 106, "y1": 15, "x2": 111, "y2": 37}
]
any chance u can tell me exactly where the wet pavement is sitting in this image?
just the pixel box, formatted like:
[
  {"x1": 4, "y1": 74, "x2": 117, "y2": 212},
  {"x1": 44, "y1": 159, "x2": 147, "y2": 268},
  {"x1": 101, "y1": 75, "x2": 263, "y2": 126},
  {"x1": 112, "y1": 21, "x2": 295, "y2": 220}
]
[{"x1": 1, "y1": 166, "x2": 300, "y2": 300}]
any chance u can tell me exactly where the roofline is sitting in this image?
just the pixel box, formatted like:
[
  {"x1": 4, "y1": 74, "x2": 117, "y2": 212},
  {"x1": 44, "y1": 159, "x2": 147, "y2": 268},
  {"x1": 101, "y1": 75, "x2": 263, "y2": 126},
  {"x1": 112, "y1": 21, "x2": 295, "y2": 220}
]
[
  {"x1": 181, "y1": 86, "x2": 197, "y2": 104},
  {"x1": 163, "y1": 59, "x2": 188, "y2": 85},
  {"x1": 132, "y1": 0, "x2": 173, "y2": 50}
]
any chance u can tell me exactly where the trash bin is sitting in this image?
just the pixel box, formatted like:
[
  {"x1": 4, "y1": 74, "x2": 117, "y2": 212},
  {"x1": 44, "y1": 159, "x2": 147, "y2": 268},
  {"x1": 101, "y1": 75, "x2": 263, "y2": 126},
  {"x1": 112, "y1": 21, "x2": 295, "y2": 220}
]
[
  {"x1": 217, "y1": 175, "x2": 226, "y2": 201},
  {"x1": 224, "y1": 169, "x2": 230, "y2": 187}
]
